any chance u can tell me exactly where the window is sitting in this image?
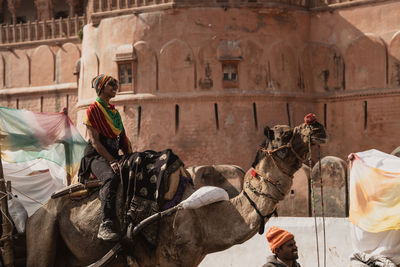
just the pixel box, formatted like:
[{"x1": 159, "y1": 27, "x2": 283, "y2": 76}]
[
  {"x1": 114, "y1": 44, "x2": 136, "y2": 93},
  {"x1": 221, "y1": 60, "x2": 239, "y2": 88},
  {"x1": 118, "y1": 62, "x2": 135, "y2": 92}
]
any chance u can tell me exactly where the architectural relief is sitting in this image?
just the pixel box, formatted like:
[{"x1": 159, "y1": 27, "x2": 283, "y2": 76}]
[
  {"x1": 31, "y1": 45, "x2": 55, "y2": 86},
  {"x1": 266, "y1": 41, "x2": 300, "y2": 91},
  {"x1": 345, "y1": 34, "x2": 387, "y2": 90},
  {"x1": 159, "y1": 39, "x2": 195, "y2": 92},
  {"x1": 389, "y1": 31, "x2": 400, "y2": 87},
  {"x1": 133, "y1": 41, "x2": 157, "y2": 94},
  {"x1": 56, "y1": 42, "x2": 80, "y2": 84},
  {"x1": 302, "y1": 43, "x2": 344, "y2": 92}
]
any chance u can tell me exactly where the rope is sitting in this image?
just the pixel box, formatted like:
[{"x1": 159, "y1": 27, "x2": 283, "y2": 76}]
[
  {"x1": 1, "y1": 159, "x2": 44, "y2": 175},
  {"x1": 318, "y1": 146, "x2": 327, "y2": 267},
  {"x1": 308, "y1": 131, "x2": 320, "y2": 267},
  {"x1": 0, "y1": 191, "x2": 16, "y2": 226},
  {"x1": 11, "y1": 186, "x2": 44, "y2": 205}
]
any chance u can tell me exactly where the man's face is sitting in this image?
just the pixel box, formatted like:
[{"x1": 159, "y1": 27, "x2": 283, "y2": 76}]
[
  {"x1": 276, "y1": 238, "x2": 298, "y2": 262},
  {"x1": 101, "y1": 80, "x2": 118, "y2": 98}
]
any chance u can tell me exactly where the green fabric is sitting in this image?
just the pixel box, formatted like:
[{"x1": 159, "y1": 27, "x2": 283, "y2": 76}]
[{"x1": 96, "y1": 97, "x2": 123, "y2": 131}]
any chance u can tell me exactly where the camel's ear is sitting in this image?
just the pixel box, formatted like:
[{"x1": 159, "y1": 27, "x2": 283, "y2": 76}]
[{"x1": 264, "y1": 126, "x2": 274, "y2": 141}]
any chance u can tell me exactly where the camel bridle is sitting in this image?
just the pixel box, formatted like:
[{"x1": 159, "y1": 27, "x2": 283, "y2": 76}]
[
  {"x1": 260, "y1": 126, "x2": 308, "y2": 177},
  {"x1": 243, "y1": 125, "x2": 313, "y2": 235}
]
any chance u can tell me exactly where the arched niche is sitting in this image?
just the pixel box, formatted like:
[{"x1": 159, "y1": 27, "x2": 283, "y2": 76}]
[
  {"x1": 301, "y1": 42, "x2": 344, "y2": 93},
  {"x1": 240, "y1": 40, "x2": 265, "y2": 91},
  {"x1": 311, "y1": 156, "x2": 348, "y2": 217},
  {"x1": 134, "y1": 41, "x2": 157, "y2": 94},
  {"x1": 80, "y1": 52, "x2": 99, "y2": 100},
  {"x1": 31, "y1": 45, "x2": 55, "y2": 86},
  {"x1": 388, "y1": 31, "x2": 400, "y2": 88},
  {"x1": 159, "y1": 39, "x2": 195, "y2": 93},
  {"x1": 7, "y1": 50, "x2": 29, "y2": 88},
  {"x1": 345, "y1": 34, "x2": 387, "y2": 90},
  {"x1": 266, "y1": 41, "x2": 301, "y2": 92},
  {"x1": 56, "y1": 43, "x2": 81, "y2": 84}
]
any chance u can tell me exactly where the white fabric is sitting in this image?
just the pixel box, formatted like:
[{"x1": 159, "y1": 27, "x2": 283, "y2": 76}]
[
  {"x1": 3, "y1": 158, "x2": 67, "y2": 216},
  {"x1": 8, "y1": 197, "x2": 28, "y2": 233},
  {"x1": 350, "y1": 149, "x2": 400, "y2": 265},
  {"x1": 351, "y1": 225, "x2": 400, "y2": 265},
  {"x1": 354, "y1": 149, "x2": 400, "y2": 173},
  {"x1": 181, "y1": 186, "x2": 229, "y2": 210}
]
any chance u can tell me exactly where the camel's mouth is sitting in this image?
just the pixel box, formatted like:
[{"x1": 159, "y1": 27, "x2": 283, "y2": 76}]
[
  {"x1": 308, "y1": 122, "x2": 327, "y2": 145},
  {"x1": 311, "y1": 135, "x2": 327, "y2": 144}
]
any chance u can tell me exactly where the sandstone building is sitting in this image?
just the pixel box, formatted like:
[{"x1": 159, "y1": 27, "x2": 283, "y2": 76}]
[{"x1": 0, "y1": 0, "x2": 399, "y2": 216}]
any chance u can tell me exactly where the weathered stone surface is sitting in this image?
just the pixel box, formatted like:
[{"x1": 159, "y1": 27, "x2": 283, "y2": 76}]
[
  {"x1": 276, "y1": 164, "x2": 310, "y2": 217},
  {"x1": 311, "y1": 156, "x2": 348, "y2": 217}
]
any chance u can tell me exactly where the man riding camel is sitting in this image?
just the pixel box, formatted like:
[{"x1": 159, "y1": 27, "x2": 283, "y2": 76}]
[
  {"x1": 263, "y1": 226, "x2": 301, "y2": 267},
  {"x1": 78, "y1": 74, "x2": 132, "y2": 242}
]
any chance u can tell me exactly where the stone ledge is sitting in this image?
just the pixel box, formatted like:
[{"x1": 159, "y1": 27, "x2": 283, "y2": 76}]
[
  {"x1": 91, "y1": 1, "x2": 308, "y2": 25},
  {"x1": 0, "y1": 83, "x2": 77, "y2": 96},
  {"x1": 0, "y1": 37, "x2": 80, "y2": 50},
  {"x1": 76, "y1": 87, "x2": 400, "y2": 109},
  {"x1": 310, "y1": 0, "x2": 395, "y2": 11}
]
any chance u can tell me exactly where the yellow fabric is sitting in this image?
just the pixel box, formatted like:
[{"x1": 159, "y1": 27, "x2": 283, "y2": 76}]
[
  {"x1": 349, "y1": 155, "x2": 400, "y2": 233},
  {"x1": 84, "y1": 101, "x2": 122, "y2": 136}
]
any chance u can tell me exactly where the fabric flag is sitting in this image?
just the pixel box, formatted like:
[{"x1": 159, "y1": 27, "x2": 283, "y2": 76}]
[
  {"x1": 0, "y1": 106, "x2": 86, "y2": 184},
  {"x1": 349, "y1": 149, "x2": 400, "y2": 233}
]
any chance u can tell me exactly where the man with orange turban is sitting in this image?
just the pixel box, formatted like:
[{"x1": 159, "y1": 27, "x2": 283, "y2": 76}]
[{"x1": 263, "y1": 226, "x2": 301, "y2": 267}]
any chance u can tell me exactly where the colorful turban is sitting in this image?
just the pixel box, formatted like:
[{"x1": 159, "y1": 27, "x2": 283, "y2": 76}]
[
  {"x1": 266, "y1": 226, "x2": 294, "y2": 253},
  {"x1": 92, "y1": 74, "x2": 113, "y2": 95}
]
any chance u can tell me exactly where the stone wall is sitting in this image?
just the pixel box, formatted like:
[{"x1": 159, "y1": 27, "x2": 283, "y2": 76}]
[{"x1": 0, "y1": 42, "x2": 81, "y2": 122}]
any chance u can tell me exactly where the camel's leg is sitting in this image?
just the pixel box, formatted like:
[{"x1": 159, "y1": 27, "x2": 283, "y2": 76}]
[{"x1": 26, "y1": 206, "x2": 58, "y2": 267}]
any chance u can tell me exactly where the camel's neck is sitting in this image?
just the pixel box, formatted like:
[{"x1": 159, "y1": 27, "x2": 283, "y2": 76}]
[{"x1": 201, "y1": 156, "x2": 297, "y2": 253}]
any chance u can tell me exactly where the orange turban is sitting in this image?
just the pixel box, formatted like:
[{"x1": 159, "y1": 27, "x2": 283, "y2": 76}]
[{"x1": 266, "y1": 226, "x2": 294, "y2": 253}]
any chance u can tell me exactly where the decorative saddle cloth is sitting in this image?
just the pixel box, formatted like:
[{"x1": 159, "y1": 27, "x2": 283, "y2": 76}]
[{"x1": 120, "y1": 149, "x2": 191, "y2": 245}]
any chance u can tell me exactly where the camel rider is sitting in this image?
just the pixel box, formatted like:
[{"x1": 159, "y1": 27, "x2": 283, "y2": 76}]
[
  {"x1": 263, "y1": 226, "x2": 301, "y2": 267},
  {"x1": 78, "y1": 74, "x2": 132, "y2": 242}
]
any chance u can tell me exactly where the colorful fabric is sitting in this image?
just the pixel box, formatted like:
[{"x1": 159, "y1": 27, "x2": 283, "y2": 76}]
[
  {"x1": 0, "y1": 106, "x2": 86, "y2": 184},
  {"x1": 92, "y1": 74, "x2": 113, "y2": 95},
  {"x1": 349, "y1": 149, "x2": 400, "y2": 233},
  {"x1": 266, "y1": 226, "x2": 294, "y2": 253},
  {"x1": 304, "y1": 113, "x2": 316, "y2": 125},
  {"x1": 84, "y1": 99, "x2": 132, "y2": 153}
]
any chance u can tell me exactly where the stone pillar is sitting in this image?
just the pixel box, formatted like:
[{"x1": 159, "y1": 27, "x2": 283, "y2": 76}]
[
  {"x1": 66, "y1": 0, "x2": 76, "y2": 17},
  {"x1": 34, "y1": 0, "x2": 54, "y2": 21},
  {"x1": 7, "y1": 0, "x2": 21, "y2": 25}
]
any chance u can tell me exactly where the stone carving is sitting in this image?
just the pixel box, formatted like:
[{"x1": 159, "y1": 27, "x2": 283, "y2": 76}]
[{"x1": 199, "y1": 62, "x2": 213, "y2": 90}]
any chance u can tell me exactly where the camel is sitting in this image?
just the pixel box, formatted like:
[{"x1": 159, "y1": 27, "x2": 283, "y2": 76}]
[{"x1": 25, "y1": 116, "x2": 327, "y2": 267}]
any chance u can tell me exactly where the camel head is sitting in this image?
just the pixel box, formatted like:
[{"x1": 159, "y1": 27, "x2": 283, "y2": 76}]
[{"x1": 252, "y1": 113, "x2": 327, "y2": 176}]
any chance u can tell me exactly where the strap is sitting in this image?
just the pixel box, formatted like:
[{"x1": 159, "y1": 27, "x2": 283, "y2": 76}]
[{"x1": 243, "y1": 190, "x2": 277, "y2": 235}]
